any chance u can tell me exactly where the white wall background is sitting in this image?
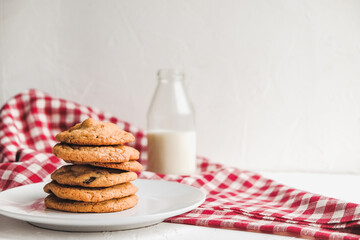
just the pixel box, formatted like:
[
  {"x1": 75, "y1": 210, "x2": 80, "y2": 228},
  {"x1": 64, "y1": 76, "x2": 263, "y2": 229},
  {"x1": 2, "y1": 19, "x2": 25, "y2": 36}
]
[{"x1": 1, "y1": 0, "x2": 360, "y2": 173}]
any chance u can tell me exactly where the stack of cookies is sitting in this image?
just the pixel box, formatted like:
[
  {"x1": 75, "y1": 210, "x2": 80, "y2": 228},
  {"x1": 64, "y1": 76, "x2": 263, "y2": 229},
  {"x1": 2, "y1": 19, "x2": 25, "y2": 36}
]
[{"x1": 43, "y1": 118, "x2": 142, "y2": 213}]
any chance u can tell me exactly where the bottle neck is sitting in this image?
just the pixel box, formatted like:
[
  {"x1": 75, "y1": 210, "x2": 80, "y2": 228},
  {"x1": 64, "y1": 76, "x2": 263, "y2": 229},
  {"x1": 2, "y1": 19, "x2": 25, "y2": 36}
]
[{"x1": 148, "y1": 68, "x2": 195, "y2": 131}]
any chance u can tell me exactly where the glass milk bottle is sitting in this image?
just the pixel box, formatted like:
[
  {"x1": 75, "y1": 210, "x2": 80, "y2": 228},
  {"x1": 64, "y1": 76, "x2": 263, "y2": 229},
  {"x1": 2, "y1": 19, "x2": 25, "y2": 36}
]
[{"x1": 147, "y1": 69, "x2": 196, "y2": 175}]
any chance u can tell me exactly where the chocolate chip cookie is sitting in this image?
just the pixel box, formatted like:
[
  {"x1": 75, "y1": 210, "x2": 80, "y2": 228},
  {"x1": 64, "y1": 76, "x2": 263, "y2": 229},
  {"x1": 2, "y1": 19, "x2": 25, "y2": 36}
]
[
  {"x1": 44, "y1": 181, "x2": 138, "y2": 202},
  {"x1": 44, "y1": 194, "x2": 138, "y2": 213},
  {"x1": 53, "y1": 143, "x2": 139, "y2": 163},
  {"x1": 51, "y1": 165, "x2": 137, "y2": 187},
  {"x1": 64, "y1": 160, "x2": 143, "y2": 172},
  {"x1": 56, "y1": 118, "x2": 135, "y2": 145},
  {"x1": 88, "y1": 161, "x2": 143, "y2": 172}
]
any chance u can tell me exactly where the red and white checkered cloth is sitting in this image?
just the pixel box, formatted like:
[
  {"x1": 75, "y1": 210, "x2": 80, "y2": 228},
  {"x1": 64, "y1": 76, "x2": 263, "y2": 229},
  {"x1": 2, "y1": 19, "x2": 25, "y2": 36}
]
[{"x1": 1, "y1": 89, "x2": 360, "y2": 239}]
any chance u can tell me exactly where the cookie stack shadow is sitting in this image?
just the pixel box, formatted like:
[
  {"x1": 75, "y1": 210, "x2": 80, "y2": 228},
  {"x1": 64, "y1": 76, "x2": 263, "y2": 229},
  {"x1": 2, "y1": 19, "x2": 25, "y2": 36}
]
[{"x1": 43, "y1": 118, "x2": 143, "y2": 213}]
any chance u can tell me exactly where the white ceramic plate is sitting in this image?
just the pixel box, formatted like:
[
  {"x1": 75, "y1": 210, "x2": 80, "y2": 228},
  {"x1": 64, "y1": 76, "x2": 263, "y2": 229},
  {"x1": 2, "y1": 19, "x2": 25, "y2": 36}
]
[{"x1": 0, "y1": 179, "x2": 206, "y2": 232}]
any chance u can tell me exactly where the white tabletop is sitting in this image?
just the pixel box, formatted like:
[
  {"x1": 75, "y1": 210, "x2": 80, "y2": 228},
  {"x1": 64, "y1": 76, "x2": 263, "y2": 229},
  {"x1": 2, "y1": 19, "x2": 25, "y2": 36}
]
[{"x1": 1, "y1": 171, "x2": 359, "y2": 240}]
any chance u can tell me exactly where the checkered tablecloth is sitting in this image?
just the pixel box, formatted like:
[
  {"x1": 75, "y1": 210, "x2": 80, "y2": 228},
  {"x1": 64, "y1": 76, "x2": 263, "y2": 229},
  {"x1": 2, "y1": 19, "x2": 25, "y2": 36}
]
[{"x1": 1, "y1": 89, "x2": 360, "y2": 239}]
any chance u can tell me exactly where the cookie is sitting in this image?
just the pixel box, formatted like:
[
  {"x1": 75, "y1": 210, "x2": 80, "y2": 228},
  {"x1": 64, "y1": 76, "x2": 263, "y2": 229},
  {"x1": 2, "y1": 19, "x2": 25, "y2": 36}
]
[
  {"x1": 56, "y1": 118, "x2": 135, "y2": 145},
  {"x1": 51, "y1": 165, "x2": 137, "y2": 187},
  {"x1": 44, "y1": 194, "x2": 138, "y2": 213},
  {"x1": 65, "y1": 160, "x2": 143, "y2": 172},
  {"x1": 53, "y1": 143, "x2": 139, "y2": 163},
  {"x1": 88, "y1": 161, "x2": 143, "y2": 172},
  {"x1": 44, "y1": 181, "x2": 138, "y2": 202}
]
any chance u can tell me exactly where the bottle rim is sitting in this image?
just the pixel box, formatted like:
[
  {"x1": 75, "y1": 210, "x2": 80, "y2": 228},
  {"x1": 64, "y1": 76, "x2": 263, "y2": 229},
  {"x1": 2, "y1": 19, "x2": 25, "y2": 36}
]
[{"x1": 157, "y1": 69, "x2": 184, "y2": 80}]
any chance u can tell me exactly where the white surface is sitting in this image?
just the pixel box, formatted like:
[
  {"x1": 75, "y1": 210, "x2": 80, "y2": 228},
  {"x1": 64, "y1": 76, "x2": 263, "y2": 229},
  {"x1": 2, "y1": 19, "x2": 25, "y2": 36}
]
[
  {"x1": 0, "y1": 220, "x2": 293, "y2": 240},
  {"x1": 259, "y1": 171, "x2": 360, "y2": 204},
  {"x1": 1, "y1": 0, "x2": 360, "y2": 173},
  {"x1": 1, "y1": 171, "x2": 358, "y2": 240},
  {"x1": 0, "y1": 180, "x2": 205, "y2": 232}
]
